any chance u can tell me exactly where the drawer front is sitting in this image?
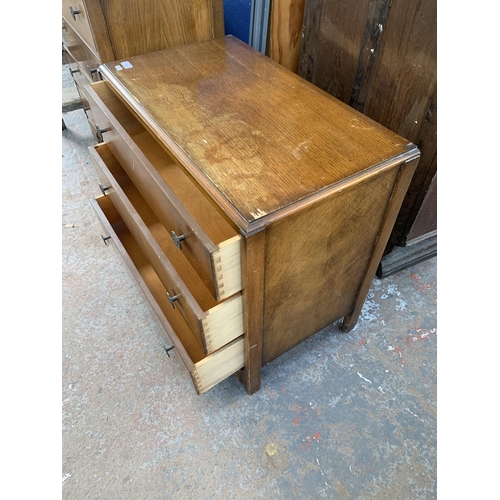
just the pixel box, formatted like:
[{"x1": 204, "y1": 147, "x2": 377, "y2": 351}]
[
  {"x1": 91, "y1": 195, "x2": 245, "y2": 394},
  {"x1": 75, "y1": 81, "x2": 97, "y2": 134},
  {"x1": 62, "y1": 0, "x2": 97, "y2": 53},
  {"x1": 62, "y1": 19, "x2": 101, "y2": 84},
  {"x1": 90, "y1": 143, "x2": 245, "y2": 354},
  {"x1": 85, "y1": 81, "x2": 243, "y2": 302},
  {"x1": 64, "y1": 51, "x2": 96, "y2": 130}
]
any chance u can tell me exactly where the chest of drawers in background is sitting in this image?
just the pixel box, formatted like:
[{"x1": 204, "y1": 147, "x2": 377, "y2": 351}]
[
  {"x1": 62, "y1": 0, "x2": 224, "y2": 137},
  {"x1": 84, "y1": 36, "x2": 420, "y2": 395}
]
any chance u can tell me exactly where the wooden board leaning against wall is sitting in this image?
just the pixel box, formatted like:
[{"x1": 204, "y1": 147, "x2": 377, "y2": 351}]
[
  {"x1": 298, "y1": 0, "x2": 437, "y2": 261},
  {"x1": 268, "y1": 0, "x2": 437, "y2": 273}
]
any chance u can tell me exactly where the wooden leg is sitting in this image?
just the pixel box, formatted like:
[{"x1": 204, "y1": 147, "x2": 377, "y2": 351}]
[
  {"x1": 341, "y1": 157, "x2": 420, "y2": 332},
  {"x1": 237, "y1": 229, "x2": 266, "y2": 395}
]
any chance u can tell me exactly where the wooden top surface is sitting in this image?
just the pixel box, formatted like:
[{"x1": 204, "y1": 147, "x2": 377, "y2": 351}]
[{"x1": 100, "y1": 36, "x2": 418, "y2": 233}]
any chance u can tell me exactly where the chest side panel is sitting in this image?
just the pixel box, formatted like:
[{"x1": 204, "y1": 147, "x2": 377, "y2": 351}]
[{"x1": 262, "y1": 165, "x2": 400, "y2": 364}]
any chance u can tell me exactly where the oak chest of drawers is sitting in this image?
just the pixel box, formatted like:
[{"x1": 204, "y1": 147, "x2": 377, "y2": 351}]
[{"x1": 85, "y1": 36, "x2": 420, "y2": 395}]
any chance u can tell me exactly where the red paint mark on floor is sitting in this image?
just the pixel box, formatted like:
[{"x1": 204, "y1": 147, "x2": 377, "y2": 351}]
[
  {"x1": 293, "y1": 417, "x2": 301, "y2": 426},
  {"x1": 393, "y1": 346, "x2": 406, "y2": 366},
  {"x1": 416, "y1": 282, "x2": 431, "y2": 293},
  {"x1": 301, "y1": 432, "x2": 321, "y2": 450},
  {"x1": 410, "y1": 272, "x2": 433, "y2": 293},
  {"x1": 281, "y1": 384, "x2": 290, "y2": 396},
  {"x1": 404, "y1": 328, "x2": 437, "y2": 344},
  {"x1": 359, "y1": 340, "x2": 367, "y2": 346}
]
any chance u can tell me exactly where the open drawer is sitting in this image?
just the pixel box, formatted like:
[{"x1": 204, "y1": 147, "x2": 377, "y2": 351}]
[
  {"x1": 91, "y1": 194, "x2": 245, "y2": 394},
  {"x1": 84, "y1": 80, "x2": 242, "y2": 302},
  {"x1": 90, "y1": 143, "x2": 244, "y2": 355}
]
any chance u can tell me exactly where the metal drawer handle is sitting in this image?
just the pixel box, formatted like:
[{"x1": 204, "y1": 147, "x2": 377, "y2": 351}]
[
  {"x1": 99, "y1": 184, "x2": 110, "y2": 196},
  {"x1": 101, "y1": 234, "x2": 111, "y2": 245},
  {"x1": 95, "y1": 124, "x2": 110, "y2": 142},
  {"x1": 69, "y1": 5, "x2": 81, "y2": 21},
  {"x1": 166, "y1": 292, "x2": 180, "y2": 309},
  {"x1": 171, "y1": 231, "x2": 186, "y2": 250},
  {"x1": 164, "y1": 346, "x2": 175, "y2": 357},
  {"x1": 69, "y1": 67, "x2": 80, "y2": 76}
]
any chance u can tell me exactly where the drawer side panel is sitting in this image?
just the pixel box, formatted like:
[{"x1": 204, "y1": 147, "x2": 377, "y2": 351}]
[{"x1": 192, "y1": 338, "x2": 245, "y2": 394}]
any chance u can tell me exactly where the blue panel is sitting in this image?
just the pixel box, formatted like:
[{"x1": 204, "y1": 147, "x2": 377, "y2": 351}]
[{"x1": 223, "y1": 0, "x2": 252, "y2": 44}]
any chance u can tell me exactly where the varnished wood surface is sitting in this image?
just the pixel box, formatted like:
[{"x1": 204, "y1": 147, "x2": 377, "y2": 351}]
[
  {"x1": 100, "y1": 36, "x2": 418, "y2": 233},
  {"x1": 389, "y1": 88, "x2": 436, "y2": 247},
  {"x1": 407, "y1": 173, "x2": 437, "y2": 241},
  {"x1": 268, "y1": 0, "x2": 306, "y2": 73},
  {"x1": 341, "y1": 157, "x2": 419, "y2": 332},
  {"x1": 238, "y1": 230, "x2": 266, "y2": 395},
  {"x1": 99, "y1": 0, "x2": 224, "y2": 60},
  {"x1": 299, "y1": 0, "x2": 436, "y2": 247},
  {"x1": 262, "y1": 164, "x2": 399, "y2": 363},
  {"x1": 62, "y1": 0, "x2": 97, "y2": 53},
  {"x1": 79, "y1": 0, "x2": 115, "y2": 63},
  {"x1": 85, "y1": 81, "x2": 242, "y2": 300}
]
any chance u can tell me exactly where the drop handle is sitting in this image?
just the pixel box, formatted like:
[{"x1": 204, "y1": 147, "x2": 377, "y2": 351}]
[
  {"x1": 171, "y1": 231, "x2": 187, "y2": 250},
  {"x1": 101, "y1": 234, "x2": 111, "y2": 245},
  {"x1": 95, "y1": 124, "x2": 110, "y2": 142},
  {"x1": 99, "y1": 184, "x2": 111, "y2": 196},
  {"x1": 69, "y1": 5, "x2": 80, "y2": 20},
  {"x1": 166, "y1": 292, "x2": 180, "y2": 309},
  {"x1": 69, "y1": 67, "x2": 80, "y2": 76}
]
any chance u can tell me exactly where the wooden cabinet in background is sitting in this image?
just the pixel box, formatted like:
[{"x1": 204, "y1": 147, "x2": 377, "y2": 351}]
[
  {"x1": 85, "y1": 37, "x2": 420, "y2": 395},
  {"x1": 298, "y1": 0, "x2": 437, "y2": 276}
]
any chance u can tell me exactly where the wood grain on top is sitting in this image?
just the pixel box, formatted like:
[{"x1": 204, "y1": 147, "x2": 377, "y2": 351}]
[{"x1": 100, "y1": 36, "x2": 418, "y2": 230}]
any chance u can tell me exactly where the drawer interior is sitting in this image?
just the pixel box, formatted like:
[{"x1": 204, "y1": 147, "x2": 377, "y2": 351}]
[
  {"x1": 91, "y1": 81, "x2": 239, "y2": 243},
  {"x1": 98, "y1": 197, "x2": 208, "y2": 366},
  {"x1": 97, "y1": 144, "x2": 220, "y2": 314},
  {"x1": 94, "y1": 195, "x2": 245, "y2": 394}
]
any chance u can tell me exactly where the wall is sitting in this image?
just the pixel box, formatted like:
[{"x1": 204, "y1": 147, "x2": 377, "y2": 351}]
[{"x1": 223, "y1": 0, "x2": 252, "y2": 43}]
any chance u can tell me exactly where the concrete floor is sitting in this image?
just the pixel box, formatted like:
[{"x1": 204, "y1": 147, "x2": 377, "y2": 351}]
[{"x1": 62, "y1": 76, "x2": 437, "y2": 498}]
